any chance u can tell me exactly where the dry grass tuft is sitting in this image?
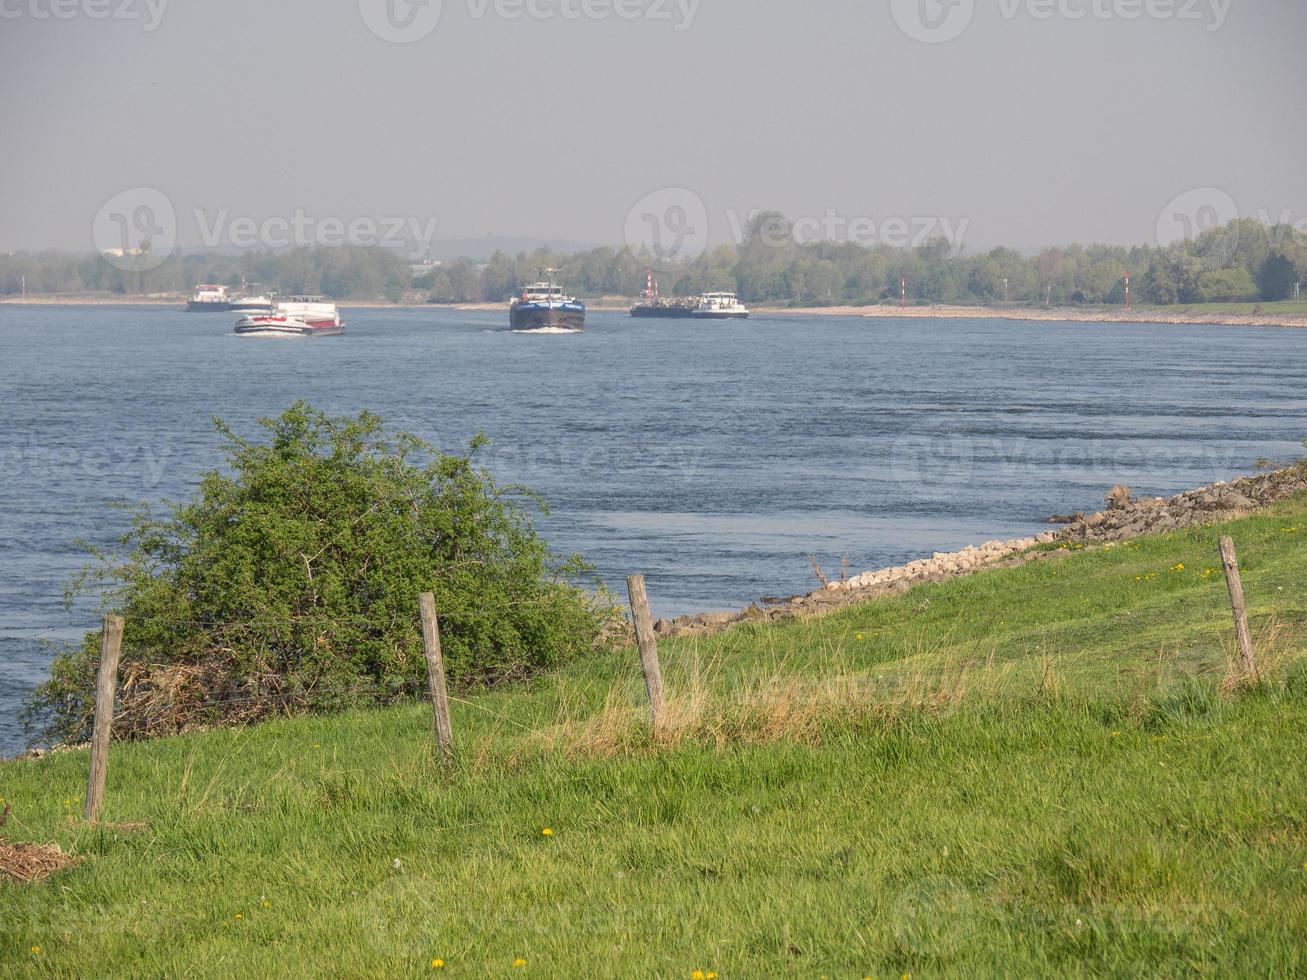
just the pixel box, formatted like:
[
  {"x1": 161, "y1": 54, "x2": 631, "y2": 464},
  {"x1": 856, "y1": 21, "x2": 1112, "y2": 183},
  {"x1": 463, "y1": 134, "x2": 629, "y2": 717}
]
[
  {"x1": 0, "y1": 838, "x2": 74, "y2": 883},
  {"x1": 1219, "y1": 617, "x2": 1291, "y2": 694},
  {"x1": 531, "y1": 655, "x2": 1009, "y2": 760}
]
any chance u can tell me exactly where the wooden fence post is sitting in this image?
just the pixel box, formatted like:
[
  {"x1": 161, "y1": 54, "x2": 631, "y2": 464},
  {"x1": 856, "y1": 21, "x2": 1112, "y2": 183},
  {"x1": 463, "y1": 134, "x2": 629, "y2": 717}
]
[
  {"x1": 1218, "y1": 536, "x2": 1258, "y2": 682},
  {"x1": 625, "y1": 574, "x2": 665, "y2": 726},
  {"x1": 84, "y1": 613, "x2": 124, "y2": 823},
  {"x1": 419, "y1": 593, "x2": 454, "y2": 762}
]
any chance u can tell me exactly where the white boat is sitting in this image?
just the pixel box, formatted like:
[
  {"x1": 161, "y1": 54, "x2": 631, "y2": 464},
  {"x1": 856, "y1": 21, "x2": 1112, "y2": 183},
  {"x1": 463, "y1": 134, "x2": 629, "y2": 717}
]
[
  {"x1": 234, "y1": 297, "x2": 344, "y2": 337},
  {"x1": 186, "y1": 284, "x2": 230, "y2": 312},
  {"x1": 691, "y1": 291, "x2": 750, "y2": 319},
  {"x1": 228, "y1": 294, "x2": 275, "y2": 316}
]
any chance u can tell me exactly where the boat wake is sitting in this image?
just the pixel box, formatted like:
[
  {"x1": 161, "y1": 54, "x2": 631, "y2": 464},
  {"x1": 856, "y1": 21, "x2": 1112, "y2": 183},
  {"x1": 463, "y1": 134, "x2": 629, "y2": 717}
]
[{"x1": 511, "y1": 326, "x2": 583, "y2": 335}]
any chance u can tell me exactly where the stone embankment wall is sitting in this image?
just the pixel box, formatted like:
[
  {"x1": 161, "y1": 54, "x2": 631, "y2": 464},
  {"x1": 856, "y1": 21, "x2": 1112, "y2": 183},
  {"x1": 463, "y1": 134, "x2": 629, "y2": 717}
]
[{"x1": 644, "y1": 465, "x2": 1307, "y2": 641}]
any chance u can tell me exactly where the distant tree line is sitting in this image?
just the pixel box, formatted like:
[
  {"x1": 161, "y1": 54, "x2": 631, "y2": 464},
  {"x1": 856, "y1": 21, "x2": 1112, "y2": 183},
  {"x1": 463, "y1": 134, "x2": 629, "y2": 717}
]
[
  {"x1": 4, "y1": 217, "x2": 1304, "y2": 307},
  {"x1": 425, "y1": 215, "x2": 1307, "y2": 307},
  {"x1": 0, "y1": 246, "x2": 412, "y2": 302}
]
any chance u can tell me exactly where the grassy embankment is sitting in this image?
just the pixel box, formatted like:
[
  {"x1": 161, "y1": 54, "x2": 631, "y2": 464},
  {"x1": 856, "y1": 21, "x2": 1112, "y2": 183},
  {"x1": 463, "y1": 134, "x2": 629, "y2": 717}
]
[
  {"x1": 3, "y1": 501, "x2": 1307, "y2": 976},
  {"x1": 1130, "y1": 299, "x2": 1307, "y2": 316}
]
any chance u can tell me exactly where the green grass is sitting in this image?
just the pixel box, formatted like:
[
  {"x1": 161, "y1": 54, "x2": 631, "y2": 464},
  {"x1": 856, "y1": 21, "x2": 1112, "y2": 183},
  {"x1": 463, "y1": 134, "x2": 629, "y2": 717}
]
[
  {"x1": 4, "y1": 502, "x2": 1307, "y2": 977},
  {"x1": 1132, "y1": 299, "x2": 1307, "y2": 316}
]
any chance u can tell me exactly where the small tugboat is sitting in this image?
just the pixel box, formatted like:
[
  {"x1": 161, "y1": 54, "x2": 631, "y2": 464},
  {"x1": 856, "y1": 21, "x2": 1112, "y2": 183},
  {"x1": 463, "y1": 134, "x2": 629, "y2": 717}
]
[
  {"x1": 186, "y1": 284, "x2": 231, "y2": 312},
  {"x1": 234, "y1": 297, "x2": 344, "y2": 337},
  {"x1": 691, "y1": 291, "x2": 750, "y2": 319},
  {"x1": 629, "y1": 270, "x2": 696, "y2": 319},
  {"x1": 509, "y1": 270, "x2": 586, "y2": 331}
]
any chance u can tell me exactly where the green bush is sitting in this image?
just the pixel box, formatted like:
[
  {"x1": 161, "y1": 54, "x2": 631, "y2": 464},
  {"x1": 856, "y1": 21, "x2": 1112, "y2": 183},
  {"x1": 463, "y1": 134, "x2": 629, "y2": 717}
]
[{"x1": 24, "y1": 403, "x2": 611, "y2": 745}]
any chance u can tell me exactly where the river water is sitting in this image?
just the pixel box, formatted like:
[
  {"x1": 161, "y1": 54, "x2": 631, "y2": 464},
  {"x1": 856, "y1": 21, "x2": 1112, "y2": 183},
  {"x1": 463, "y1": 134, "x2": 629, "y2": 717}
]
[{"x1": 2, "y1": 303, "x2": 1303, "y2": 752}]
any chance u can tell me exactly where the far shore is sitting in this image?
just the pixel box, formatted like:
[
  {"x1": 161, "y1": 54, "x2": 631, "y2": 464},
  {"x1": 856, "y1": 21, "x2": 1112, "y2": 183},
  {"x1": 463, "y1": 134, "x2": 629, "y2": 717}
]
[{"x1": 5, "y1": 294, "x2": 1307, "y2": 328}]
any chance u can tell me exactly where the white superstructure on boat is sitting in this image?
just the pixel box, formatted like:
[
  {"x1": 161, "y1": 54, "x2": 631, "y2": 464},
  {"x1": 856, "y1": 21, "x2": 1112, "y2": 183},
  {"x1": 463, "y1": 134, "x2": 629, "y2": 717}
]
[
  {"x1": 228, "y1": 293, "x2": 276, "y2": 316},
  {"x1": 692, "y1": 292, "x2": 750, "y2": 319},
  {"x1": 186, "y1": 284, "x2": 230, "y2": 312}
]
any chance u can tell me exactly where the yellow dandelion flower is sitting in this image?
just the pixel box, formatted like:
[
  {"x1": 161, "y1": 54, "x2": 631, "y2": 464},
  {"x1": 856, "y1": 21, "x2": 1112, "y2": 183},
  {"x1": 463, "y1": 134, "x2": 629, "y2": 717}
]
[
  {"x1": 692, "y1": 972, "x2": 705, "y2": 980},
  {"x1": 855, "y1": 633, "x2": 864, "y2": 641},
  {"x1": 432, "y1": 958, "x2": 445, "y2": 969},
  {"x1": 541, "y1": 828, "x2": 553, "y2": 837},
  {"x1": 31, "y1": 945, "x2": 42, "y2": 954},
  {"x1": 513, "y1": 958, "x2": 527, "y2": 968},
  {"x1": 261, "y1": 900, "x2": 271, "y2": 909},
  {"x1": 234, "y1": 913, "x2": 243, "y2": 921},
  {"x1": 707, "y1": 973, "x2": 718, "y2": 979}
]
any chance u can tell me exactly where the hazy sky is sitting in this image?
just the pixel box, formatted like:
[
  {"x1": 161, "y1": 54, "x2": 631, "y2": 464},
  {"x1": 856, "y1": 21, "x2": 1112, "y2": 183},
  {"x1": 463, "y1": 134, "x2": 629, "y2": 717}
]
[{"x1": 2, "y1": 0, "x2": 1304, "y2": 256}]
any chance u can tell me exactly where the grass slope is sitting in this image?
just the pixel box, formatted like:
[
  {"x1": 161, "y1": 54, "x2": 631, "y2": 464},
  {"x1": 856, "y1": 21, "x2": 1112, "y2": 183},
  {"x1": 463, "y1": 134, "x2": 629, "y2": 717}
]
[{"x1": 4, "y1": 501, "x2": 1307, "y2": 977}]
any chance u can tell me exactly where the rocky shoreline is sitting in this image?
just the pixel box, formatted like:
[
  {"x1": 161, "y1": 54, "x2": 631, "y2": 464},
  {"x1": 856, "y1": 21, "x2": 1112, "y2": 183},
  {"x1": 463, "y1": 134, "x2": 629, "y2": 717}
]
[{"x1": 644, "y1": 464, "x2": 1307, "y2": 640}]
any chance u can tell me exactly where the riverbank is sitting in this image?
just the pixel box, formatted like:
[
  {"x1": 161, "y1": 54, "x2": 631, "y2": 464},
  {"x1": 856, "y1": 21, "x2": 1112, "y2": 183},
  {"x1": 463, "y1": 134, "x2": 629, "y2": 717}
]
[
  {"x1": 8, "y1": 294, "x2": 1307, "y2": 328},
  {"x1": 649, "y1": 463, "x2": 1307, "y2": 640},
  {"x1": 3, "y1": 500, "x2": 1306, "y2": 975},
  {"x1": 851, "y1": 303, "x2": 1307, "y2": 329}
]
